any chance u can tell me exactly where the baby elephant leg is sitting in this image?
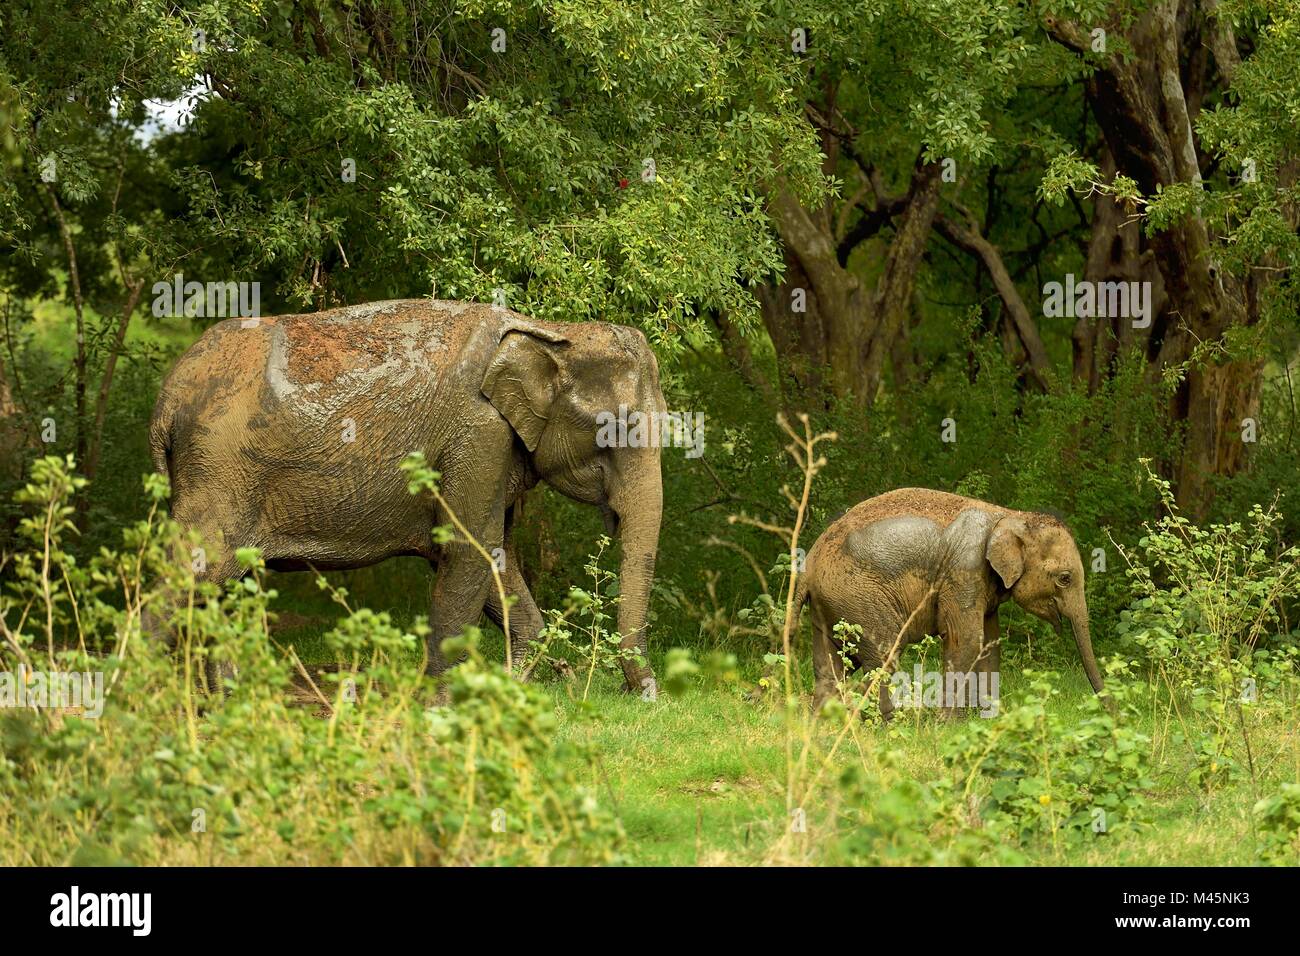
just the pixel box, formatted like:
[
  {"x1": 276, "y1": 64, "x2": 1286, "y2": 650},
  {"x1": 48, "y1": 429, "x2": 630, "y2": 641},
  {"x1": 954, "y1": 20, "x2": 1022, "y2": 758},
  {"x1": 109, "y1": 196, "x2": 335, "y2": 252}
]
[
  {"x1": 810, "y1": 615, "x2": 846, "y2": 712},
  {"x1": 860, "y1": 643, "x2": 898, "y2": 722},
  {"x1": 843, "y1": 639, "x2": 898, "y2": 722},
  {"x1": 941, "y1": 622, "x2": 986, "y2": 718}
]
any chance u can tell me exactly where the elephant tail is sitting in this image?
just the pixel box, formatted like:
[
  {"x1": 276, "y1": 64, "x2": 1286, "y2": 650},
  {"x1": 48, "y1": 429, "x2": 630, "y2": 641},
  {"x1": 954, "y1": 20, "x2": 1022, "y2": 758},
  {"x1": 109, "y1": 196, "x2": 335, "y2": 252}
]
[
  {"x1": 791, "y1": 571, "x2": 810, "y2": 619},
  {"x1": 148, "y1": 397, "x2": 174, "y2": 487}
]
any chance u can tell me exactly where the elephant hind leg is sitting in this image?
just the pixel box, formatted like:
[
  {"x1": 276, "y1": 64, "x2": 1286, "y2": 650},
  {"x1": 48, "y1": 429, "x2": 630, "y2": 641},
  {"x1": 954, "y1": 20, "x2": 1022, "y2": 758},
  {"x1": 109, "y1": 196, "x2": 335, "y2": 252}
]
[
  {"x1": 150, "y1": 502, "x2": 254, "y2": 694},
  {"x1": 810, "y1": 611, "x2": 846, "y2": 712},
  {"x1": 170, "y1": 493, "x2": 257, "y2": 587},
  {"x1": 145, "y1": 514, "x2": 246, "y2": 638}
]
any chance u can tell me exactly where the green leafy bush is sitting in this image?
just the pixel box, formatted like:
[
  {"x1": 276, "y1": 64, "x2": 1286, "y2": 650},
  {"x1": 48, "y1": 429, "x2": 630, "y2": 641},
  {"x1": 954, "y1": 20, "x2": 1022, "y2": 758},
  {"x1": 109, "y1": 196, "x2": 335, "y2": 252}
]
[
  {"x1": 1116, "y1": 464, "x2": 1300, "y2": 787},
  {"x1": 0, "y1": 456, "x2": 624, "y2": 865},
  {"x1": 943, "y1": 666, "x2": 1153, "y2": 845},
  {"x1": 829, "y1": 769, "x2": 1026, "y2": 866},
  {"x1": 1254, "y1": 783, "x2": 1300, "y2": 865}
]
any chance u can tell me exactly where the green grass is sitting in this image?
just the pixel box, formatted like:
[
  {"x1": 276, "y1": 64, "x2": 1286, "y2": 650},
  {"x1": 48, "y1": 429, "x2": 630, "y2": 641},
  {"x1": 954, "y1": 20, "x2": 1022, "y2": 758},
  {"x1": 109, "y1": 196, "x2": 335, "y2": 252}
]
[
  {"x1": 549, "y1": 686, "x2": 788, "y2": 865},
  {"x1": 532, "y1": 673, "x2": 1292, "y2": 865},
  {"x1": 4, "y1": 490, "x2": 1297, "y2": 865},
  {"x1": 258, "y1": 559, "x2": 1295, "y2": 866}
]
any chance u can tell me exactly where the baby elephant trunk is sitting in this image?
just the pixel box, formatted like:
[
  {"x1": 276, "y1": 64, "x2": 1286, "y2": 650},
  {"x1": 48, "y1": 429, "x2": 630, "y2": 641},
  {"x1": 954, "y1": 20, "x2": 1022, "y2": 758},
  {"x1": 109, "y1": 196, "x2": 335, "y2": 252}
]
[{"x1": 1064, "y1": 606, "x2": 1105, "y2": 695}]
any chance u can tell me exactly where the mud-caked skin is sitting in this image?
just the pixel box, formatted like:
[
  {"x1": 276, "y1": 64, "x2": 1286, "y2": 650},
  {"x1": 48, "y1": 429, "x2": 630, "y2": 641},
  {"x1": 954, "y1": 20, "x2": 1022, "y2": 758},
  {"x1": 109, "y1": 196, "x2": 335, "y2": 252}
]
[
  {"x1": 795, "y1": 488, "x2": 1105, "y2": 718},
  {"x1": 150, "y1": 299, "x2": 664, "y2": 693}
]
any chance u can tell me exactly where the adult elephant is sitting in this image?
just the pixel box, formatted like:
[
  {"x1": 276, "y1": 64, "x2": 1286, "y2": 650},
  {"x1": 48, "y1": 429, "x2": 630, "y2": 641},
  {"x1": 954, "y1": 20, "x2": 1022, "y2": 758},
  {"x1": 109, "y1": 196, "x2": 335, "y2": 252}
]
[
  {"x1": 149, "y1": 299, "x2": 664, "y2": 695},
  {"x1": 795, "y1": 488, "x2": 1105, "y2": 718}
]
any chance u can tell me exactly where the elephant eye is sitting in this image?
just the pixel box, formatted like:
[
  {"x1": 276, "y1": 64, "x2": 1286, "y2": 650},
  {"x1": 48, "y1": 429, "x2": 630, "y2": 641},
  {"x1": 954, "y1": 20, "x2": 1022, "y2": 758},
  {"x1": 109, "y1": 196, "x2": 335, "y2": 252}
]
[{"x1": 1056, "y1": 571, "x2": 1072, "y2": 588}]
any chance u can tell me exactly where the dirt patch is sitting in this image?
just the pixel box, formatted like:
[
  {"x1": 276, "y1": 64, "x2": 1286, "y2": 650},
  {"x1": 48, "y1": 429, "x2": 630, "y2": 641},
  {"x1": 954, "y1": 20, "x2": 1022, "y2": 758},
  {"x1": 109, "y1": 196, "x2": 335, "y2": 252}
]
[
  {"x1": 678, "y1": 776, "x2": 766, "y2": 798},
  {"x1": 285, "y1": 661, "x2": 348, "y2": 714},
  {"x1": 282, "y1": 314, "x2": 394, "y2": 384}
]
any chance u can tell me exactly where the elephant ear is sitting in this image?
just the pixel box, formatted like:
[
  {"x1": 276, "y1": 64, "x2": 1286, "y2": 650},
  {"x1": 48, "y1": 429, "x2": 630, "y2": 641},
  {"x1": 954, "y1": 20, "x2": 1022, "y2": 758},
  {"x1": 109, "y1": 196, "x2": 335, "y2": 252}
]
[
  {"x1": 481, "y1": 326, "x2": 569, "y2": 452},
  {"x1": 986, "y1": 517, "x2": 1026, "y2": 589}
]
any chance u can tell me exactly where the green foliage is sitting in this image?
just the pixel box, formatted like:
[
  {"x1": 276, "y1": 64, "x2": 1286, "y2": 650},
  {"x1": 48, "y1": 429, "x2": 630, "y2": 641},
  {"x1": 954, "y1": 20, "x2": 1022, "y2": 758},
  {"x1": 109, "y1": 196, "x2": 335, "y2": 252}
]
[
  {"x1": 943, "y1": 666, "x2": 1154, "y2": 845},
  {"x1": 0, "y1": 456, "x2": 624, "y2": 865},
  {"x1": 527, "y1": 535, "x2": 645, "y2": 696},
  {"x1": 1193, "y1": 0, "x2": 1300, "y2": 276},
  {"x1": 2, "y1": 0, "x2": 1299, "y2": 871},
  {"x1": 1116, "y1": 463, "x2": 1300, "y2": 787},
  {"x1": 1, "y1": 1, "x2": 832, "y2": 340},
  {"x1": 1253, "y1": 783, "x2": 1300, "y2": 865},
  {"x1": 830, "y1": 770, "x2": 1026, "y2": 865},
  {"x1": 1038, "y1": 150, "x2": 1102, "y2": 206}
]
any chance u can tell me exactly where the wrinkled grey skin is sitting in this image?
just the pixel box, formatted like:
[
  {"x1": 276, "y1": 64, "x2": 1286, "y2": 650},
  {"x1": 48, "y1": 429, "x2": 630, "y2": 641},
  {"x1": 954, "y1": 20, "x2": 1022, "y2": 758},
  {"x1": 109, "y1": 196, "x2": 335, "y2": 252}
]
[
  {"x1": 794, "y1": 488, "x2": 1104, "y2": 718},
  {"x1": 149, "y1": 299, "x2": 663, "y2": 694}
]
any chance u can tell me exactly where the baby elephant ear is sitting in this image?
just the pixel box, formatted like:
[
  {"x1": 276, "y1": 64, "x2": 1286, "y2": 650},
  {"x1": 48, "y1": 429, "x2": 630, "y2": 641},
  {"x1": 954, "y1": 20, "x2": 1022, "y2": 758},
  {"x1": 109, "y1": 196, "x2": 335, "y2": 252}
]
[
  {"x1": 481, "y1": 327, "x2": 567, "y2": 452},
  {"x1": 986, "y1": 517, "x2": 1026, "y2": 589}
]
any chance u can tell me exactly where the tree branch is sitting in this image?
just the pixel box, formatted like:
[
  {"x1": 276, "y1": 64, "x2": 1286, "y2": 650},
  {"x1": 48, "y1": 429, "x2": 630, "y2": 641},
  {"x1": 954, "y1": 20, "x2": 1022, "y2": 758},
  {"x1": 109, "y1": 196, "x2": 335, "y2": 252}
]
[
  {"x1": 84, "y1": 278, "x2": 145, "y2": 483},
  {"x1": 935, "y1": 206, "x2": 1052, "y2": 392},
  {"x1": 1205, "y1": 0, "x2": 1241, "y2": 86},
  {"x1": 767, "y1": 188, "x2": 862, "y2": 306},
  {"x1": 41, "y1": 182, "x2": 88, "y2": 471},
  {"x1": 860, "y1": 157, "x2": 944, "y2": 391}
]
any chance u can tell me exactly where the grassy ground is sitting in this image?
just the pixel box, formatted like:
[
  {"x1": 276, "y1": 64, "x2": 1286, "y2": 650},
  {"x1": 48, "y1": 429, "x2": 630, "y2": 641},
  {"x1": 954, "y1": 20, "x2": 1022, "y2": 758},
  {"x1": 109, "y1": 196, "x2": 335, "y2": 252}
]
[
  {"x1": 559, "y1": 676, "x2": 1298, "y2": 864},
  {"x1": 261, "y1": 564, "x2": 1296, "y2": 867},
  {"x1": 538, "y1": 682, "x2": 1287, "y2": 866},
  {"x1": 3, "y1": 453, "x2": 1297, "y2": 866}
]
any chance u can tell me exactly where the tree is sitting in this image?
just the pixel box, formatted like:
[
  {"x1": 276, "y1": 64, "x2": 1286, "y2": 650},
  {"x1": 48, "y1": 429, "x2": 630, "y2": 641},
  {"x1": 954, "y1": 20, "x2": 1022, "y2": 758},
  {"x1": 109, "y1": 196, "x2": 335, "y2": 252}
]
[
  {"x1": 746, "y1": 0, "x2": 1297, "y2": 514},
  {"x1": 127, "y1": 1, "x2": 825, "y2": 336},
  {"x1": 1041, "y1": 0, "x2": 1300, "y2": 514},
  {"x1": 0, "y1": 0, "x2": 189, "y2": 494},
  {"x1": 750, "y1": 1, "x2": 1052, "y2": 407},
  {"x1": 1, "y1": 0, "x2": 829, "y2": 501}
]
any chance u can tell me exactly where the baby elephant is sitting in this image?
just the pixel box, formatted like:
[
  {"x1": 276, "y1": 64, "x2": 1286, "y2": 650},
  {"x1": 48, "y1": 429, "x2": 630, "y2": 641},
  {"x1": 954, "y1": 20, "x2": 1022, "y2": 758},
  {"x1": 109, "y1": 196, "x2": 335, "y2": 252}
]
[{"x1": 795, "y1": 488, "x2": 1104, "y2": 719}]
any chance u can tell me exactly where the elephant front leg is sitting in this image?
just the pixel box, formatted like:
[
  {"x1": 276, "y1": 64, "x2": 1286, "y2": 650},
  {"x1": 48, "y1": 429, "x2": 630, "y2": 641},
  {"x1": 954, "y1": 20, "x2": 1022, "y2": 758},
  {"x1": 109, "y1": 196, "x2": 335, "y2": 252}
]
[
  {"x1": 426, "y1": 497, "x2": 505, "y2": 683},
  {"x1": 939, "y1": 606, "x2": 986, "y2": 719},
  {"x1": 482, "y1": 544, "x2": 545, "y2": 679},
  {"x1": 426, "y1": 547, "x2": 498, "y2": 680},
  {"x1": 825, "y1": 627, "x2": 902, "y2": 722},
  {"x1": 976, "y1": 612, "x2": 1002, "y2": 716}
]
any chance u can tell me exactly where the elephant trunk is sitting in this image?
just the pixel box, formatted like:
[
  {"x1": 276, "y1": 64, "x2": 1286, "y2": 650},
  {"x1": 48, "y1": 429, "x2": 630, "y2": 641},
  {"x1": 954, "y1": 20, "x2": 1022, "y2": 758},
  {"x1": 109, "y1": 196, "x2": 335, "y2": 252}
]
[
  {"x1": 610, "y1": 451, "x2": 662, "y2": 697},
  {"x1": 1064, "y1": 606, "x2": 1105, "y2": 695}
]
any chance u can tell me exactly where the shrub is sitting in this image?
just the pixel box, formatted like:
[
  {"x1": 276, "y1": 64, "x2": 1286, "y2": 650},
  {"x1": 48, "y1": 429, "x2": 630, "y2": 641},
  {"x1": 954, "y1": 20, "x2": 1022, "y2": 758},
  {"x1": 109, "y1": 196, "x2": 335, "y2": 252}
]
[
  {"x1": 1115, "y1": 463, "x2": 1300, "y2": 787},
  {"x1": 943, "y1": 666, "x2": 1153, "y2": 846},
  {"x1": 1254, "y1": 783, "x2": 1300, "y2": 865},
  {"x1": 0, "y1": 456, "x2": 624, "y2": 865},
  {"x1": 828, "y1": 769, "x2": 1026, "y2": 866}
]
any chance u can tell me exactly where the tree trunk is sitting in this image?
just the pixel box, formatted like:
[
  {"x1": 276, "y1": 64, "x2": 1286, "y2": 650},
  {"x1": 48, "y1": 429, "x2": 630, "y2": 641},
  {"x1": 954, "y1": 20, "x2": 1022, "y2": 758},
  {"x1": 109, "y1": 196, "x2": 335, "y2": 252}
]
[
  {"x1": 757, "y1": 157, "x2": 942, "y2": 409},
  {"x1": 1073, "y1": 149, "x2": 1168, "y2": 391},
  {"x1": 84, "y1": 279, "x2": 145, "y2": 484},
  {"x1": 0, "y1": 351, "x2": 28, "y2": 484},
  {"x1": 43, "y1": 185, "x2": 88, "y2": 476},
  {"x1": 1047, "y1": 1, "x2": 1263, "y2": 517}
]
